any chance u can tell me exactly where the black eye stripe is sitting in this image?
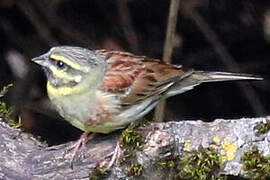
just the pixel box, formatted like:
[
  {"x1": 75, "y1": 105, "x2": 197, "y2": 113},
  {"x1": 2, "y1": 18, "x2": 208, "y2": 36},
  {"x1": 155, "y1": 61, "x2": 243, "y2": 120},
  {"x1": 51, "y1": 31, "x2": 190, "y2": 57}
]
[
  {"x1": 48, "y1": 55, "x2": 73, "y2": 70},
  {"x1": 48, "y1": 57, "x2": 67, "y2": 70}
]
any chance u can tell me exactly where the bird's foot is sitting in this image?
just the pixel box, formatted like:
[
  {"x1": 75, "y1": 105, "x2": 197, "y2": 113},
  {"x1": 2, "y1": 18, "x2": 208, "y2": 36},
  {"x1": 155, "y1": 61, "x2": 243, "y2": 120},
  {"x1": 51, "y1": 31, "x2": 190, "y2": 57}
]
[
  {"x1": 68, "y1": 132, "x2": 95, "y2": 168},
  {"x1": 105, "y1": 141, "x2": 121, "y2": 169}
]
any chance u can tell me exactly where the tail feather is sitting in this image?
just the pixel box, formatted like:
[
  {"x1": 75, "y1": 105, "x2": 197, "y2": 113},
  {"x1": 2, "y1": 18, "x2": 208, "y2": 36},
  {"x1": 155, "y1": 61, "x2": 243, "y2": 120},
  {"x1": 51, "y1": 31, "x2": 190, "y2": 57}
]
[
  {"x1": 166, "y1": 71, "x2": 262, "y2": 97},
  {"x1": 191, "y1": 71, "x2": 263, "y2": 83}
]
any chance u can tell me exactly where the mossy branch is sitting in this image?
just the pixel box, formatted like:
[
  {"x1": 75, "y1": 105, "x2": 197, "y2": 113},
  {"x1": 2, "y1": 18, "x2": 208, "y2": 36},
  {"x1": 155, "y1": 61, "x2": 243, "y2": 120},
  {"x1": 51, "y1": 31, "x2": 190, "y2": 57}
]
[{"x1": 0, "y1": 117, "x2": 270, "y2": 179}]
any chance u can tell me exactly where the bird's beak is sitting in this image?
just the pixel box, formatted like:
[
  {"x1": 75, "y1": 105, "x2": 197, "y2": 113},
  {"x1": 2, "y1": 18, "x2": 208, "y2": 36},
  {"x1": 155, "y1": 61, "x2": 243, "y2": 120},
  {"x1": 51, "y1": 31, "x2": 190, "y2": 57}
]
[{"x1": 31, "y1": 52, "x2": 50, "y2": 67}]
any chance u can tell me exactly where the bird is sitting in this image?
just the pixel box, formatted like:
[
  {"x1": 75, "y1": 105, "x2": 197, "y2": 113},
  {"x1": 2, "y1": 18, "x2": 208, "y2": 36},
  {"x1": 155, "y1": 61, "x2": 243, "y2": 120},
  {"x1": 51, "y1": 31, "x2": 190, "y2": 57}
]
[{"x1": 32, "y1": 46, "x2": 262, "y2": 167}]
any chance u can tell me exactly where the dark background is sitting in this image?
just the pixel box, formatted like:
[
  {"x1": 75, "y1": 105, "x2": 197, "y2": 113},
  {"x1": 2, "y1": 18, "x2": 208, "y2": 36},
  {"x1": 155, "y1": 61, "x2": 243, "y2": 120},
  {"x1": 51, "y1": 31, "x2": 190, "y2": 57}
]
[{"x1": 0, "y1": 0, "x2": 269, "y2": 145}]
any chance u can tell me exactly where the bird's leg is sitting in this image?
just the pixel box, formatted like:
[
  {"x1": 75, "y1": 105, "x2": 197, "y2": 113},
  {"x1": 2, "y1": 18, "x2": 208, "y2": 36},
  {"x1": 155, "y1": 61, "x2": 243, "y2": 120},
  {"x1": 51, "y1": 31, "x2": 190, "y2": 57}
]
[
  {"x1": 68, "y1": 132, "x2": 95, "y2": 167},
  {"x1": 106, "y1": 141, "x2": 121, "y2": 169},
  {"x1": 69, "y1": 133, "x2": 121, "y2": 169}
]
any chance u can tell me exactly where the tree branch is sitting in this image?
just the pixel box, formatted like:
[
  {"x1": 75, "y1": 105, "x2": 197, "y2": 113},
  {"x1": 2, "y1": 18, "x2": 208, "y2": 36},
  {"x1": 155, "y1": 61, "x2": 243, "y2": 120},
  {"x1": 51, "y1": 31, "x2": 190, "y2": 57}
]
[
  {"x1": 0, "y1": 117, "x2": 270, "y2": 179},
  {"x1": 154, "y1": 0, "x2": 181, "y2": 122}
]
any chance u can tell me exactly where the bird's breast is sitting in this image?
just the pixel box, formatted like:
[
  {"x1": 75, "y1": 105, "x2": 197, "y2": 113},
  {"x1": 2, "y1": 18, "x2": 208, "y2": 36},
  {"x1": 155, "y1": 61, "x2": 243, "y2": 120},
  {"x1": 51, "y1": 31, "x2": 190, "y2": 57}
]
[{"x1": 47, "y1": 82, "x2": 123, "y2": 132}]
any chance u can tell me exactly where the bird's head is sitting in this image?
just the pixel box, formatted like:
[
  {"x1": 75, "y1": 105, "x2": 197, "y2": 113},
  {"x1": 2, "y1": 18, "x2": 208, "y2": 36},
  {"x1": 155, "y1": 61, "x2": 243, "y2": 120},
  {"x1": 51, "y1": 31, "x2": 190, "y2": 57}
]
[{"x1": 32, "y1": 46, "x2": 107, "y2": 95}]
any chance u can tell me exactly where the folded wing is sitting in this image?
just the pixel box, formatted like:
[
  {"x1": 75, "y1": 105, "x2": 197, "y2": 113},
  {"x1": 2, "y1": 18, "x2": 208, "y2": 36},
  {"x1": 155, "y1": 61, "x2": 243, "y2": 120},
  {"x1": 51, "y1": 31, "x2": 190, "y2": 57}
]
[
  {"x1": 96, "y1": 50, "x2": 262, "y2": 104},
  {"x1": 96, "y1": 50, "x2": 189, "y2": 104}
]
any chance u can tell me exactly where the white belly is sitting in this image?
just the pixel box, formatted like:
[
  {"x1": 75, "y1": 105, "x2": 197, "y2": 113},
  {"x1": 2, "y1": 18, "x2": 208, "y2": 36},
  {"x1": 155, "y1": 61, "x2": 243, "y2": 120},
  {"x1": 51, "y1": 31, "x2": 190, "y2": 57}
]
[{"x1": 84, "y1": 98, "x2": 159, "y2": 133}]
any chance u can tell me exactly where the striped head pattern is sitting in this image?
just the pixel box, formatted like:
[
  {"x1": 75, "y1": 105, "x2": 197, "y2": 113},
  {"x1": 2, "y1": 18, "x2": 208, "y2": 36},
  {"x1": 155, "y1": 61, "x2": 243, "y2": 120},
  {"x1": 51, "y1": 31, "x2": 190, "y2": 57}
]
[{"x1": 32, "y1": 46, "x2": 107, "y2": 92}]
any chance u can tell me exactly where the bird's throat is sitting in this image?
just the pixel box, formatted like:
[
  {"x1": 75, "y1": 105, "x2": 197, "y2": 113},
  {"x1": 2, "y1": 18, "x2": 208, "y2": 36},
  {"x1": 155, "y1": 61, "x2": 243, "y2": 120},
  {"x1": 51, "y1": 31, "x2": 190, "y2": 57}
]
[
  {"x1": 47, "y1": 81, "x2": 86, "y2": 97},
  {"x1": 47, "y1": 80, "x2": 99, "y2": 131}
]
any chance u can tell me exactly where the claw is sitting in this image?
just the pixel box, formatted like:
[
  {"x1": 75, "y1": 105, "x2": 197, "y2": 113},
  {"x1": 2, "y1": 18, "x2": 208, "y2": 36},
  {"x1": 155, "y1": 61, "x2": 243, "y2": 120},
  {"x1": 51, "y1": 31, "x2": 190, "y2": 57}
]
[
  {"x1": 68, "y1": 133, "x2": 121, "y2": 169},
  {"x1": 68, "y1": 132, "x2": 95, "y2": 168},
  {"x1": 106, "y1": 141, "x2": 120, "y2": 169}
]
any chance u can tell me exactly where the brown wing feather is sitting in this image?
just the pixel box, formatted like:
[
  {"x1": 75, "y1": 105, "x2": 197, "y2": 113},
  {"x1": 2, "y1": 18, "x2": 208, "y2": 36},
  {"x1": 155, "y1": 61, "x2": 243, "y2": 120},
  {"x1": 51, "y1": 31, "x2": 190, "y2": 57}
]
[{"x1": 96, "y1": 50, "x2": 186, "y2": 104}]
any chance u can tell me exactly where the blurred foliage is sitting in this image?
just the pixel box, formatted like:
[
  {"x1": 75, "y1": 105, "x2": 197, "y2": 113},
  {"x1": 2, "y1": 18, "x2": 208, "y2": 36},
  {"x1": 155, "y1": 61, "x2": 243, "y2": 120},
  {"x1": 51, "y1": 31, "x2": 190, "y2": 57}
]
[
  {"x1": 0, "y1": 84, "x2": 13, "y2": 122},
  {"x1": 255, "y1": 118, "x2": 270, "y2": 136}
]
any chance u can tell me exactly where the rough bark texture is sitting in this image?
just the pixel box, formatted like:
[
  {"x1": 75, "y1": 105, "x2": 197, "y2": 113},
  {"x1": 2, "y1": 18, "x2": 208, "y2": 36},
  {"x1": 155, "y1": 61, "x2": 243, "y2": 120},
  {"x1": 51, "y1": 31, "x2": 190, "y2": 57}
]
[{"x1": 0, "y1": 117, "x2": 270, "y2": 180}]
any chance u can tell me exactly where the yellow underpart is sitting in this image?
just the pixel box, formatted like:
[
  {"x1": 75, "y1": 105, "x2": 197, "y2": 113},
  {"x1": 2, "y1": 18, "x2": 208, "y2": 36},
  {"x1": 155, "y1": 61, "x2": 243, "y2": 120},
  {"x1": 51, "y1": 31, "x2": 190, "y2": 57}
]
[
  {"x1": 50, "y1": 54, "x2": 88, "y2": 72},
  {"x1": 220, "y1": 139, "x2": 237, "y2": 161},
  {"x1": 47, "y1": 81, "x2": 86, "y2": 97}
]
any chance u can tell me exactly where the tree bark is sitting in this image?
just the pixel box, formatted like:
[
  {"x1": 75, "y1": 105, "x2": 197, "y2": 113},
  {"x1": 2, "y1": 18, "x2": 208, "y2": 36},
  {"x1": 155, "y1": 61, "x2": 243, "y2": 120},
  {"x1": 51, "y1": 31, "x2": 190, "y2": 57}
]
[{"x1": 0, "y1": 117, "x2": 269, "y2": 179}]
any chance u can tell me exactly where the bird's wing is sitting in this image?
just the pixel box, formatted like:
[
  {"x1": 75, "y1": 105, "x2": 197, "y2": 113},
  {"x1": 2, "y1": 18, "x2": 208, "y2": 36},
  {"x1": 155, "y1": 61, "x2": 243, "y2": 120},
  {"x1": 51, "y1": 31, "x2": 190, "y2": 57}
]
[{"x1": 96, "y1": 50, "x2": 188, "y2": 104}]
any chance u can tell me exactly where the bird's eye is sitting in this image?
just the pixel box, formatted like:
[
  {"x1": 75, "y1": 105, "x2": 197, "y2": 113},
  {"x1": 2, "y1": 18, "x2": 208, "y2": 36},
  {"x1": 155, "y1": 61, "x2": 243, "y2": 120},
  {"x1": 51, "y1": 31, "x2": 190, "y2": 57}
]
[{"x1": 56, "y1": 61, "x2": 66, "y2": 69}]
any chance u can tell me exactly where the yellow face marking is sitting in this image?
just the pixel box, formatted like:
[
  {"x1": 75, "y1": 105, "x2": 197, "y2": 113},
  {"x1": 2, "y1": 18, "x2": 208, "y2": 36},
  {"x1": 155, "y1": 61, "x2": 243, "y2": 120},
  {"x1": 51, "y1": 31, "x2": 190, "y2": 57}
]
[
  {"x1": 50, "y1": 54, "x2": 89, "y2": 72},
  {"x1": 47, "y1": 80, "x2": 86, "y2": 97}
]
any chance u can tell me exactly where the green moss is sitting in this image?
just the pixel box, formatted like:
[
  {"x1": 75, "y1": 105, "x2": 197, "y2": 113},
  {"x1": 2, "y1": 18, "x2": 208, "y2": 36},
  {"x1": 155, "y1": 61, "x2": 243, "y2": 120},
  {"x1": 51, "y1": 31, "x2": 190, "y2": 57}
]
[
  {"x1": 0, "y1": 84, "x2": 13, "y2": 123},
  {"x1": 89, "y1": 123, "x2": 146, "y2": 179},
  {"x1": 0, "y1": 101, "x2": 13, "y2": 122},
  {"x1": 157, "y1": 147, "x2": 225, "y2": 180},
  {"x1": 89, "y1": 167, "x2": 110, "y2": 180},
  {"x1": 119, "y1": 125, "x2": 145, "y2": 177},
  {"x1": 127, "y1": 163, "x2": 143, "y2": 177},
  {"x1": 241, "y1": 146, "x2": 270, "y2": 180},
  {"x1": 157, "y1": 154, "x2": 179, "y2": 171},
  {"x1": 120, "y1": 127, "x2": 144, "y2": 159},
  {"x1": 255, "y1": 120, "x2": 270, "y2": 136},
  {"x1": 7, "y1": 116, "x2": 23, "y2": 129},
  {"x1": 0, "y1": 84, "x2": 24, "y2": 130},
  {"x1": 175, "y1": 147, "x2": 225, "y2": 180}
]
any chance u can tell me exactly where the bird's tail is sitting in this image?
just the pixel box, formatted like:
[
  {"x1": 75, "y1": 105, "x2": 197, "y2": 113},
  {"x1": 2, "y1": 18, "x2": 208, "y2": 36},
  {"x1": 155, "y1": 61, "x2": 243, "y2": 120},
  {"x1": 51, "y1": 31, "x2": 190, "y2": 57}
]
[
  {"x1": 190, "y1": 71, "x2": 263, "y2": 83},
  {"x1": 166, "y1": 71, "x2": 262, "y2": 97}
]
